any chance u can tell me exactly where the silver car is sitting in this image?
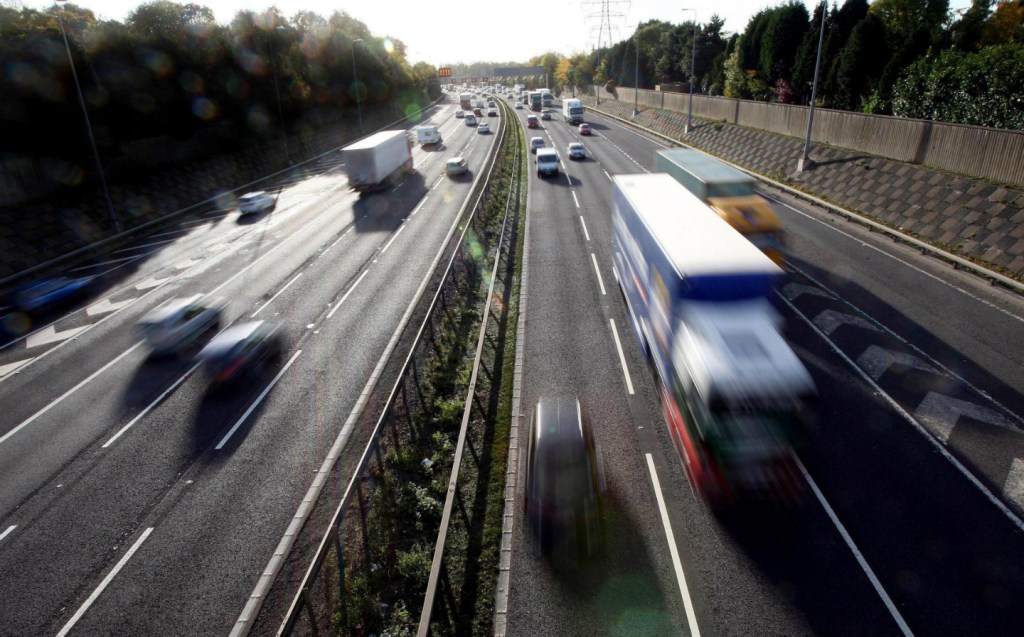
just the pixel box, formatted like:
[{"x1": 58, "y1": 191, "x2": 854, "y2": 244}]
[
  {"x1": 238, "y1": 191, "x2": 275, "y2": 214},
  {"x1": 138, "y1": 295, "x2": 224, "y2": 355}
]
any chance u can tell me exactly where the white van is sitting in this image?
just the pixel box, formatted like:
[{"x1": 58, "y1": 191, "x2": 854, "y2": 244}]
[
  {"x1": 416, "y1": 125, "x2": 442, "y2": 146},
  {"x1": 536, "y1": 148, "x2": 559, "y2": 177}
]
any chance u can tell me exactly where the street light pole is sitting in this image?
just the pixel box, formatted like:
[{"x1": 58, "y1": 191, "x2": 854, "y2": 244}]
[
  {"x1": 267, "y1": 26, "x2": 291, "y2": 164},
  {"x1": 351, "y1": 38, "x2": 364, "y2": 133},
  {"x1": 633, "y1": 28, "x2": 639, "y2": 117},
  {"x1": 54, "y1": 0, "x2": 121, "y2": 231},
  {"x1": 798, "y1": 2, "x2": 827, "y2": 172},
  {"x1": 682, "y1": 7, "x2": 698, "y2": 133}
]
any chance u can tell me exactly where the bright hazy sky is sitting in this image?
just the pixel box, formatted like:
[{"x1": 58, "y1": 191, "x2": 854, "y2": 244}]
[{"x1": 22, "y1": 0, "x2": 973, "y2": 67}]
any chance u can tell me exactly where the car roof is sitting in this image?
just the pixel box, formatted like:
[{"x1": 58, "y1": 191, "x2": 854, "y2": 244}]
[
  {"x1": 447, "y1": 157, "x2": 465, "y2": 164},
  {"x1": 569, "y1": 142, "x2": 584, "y2": 148},
  {"x1": 140, "y1": 294, "x2": 204, "y2": 323},
  {"x1": 536, "y1": 148, "x2": 557, "y2": 157},
  {"x1": 199, "y1": 320, "x2": 272, "y2": 357},
  {"x1": 240, "y1": 191, "x2": 267, "y2": 200}
]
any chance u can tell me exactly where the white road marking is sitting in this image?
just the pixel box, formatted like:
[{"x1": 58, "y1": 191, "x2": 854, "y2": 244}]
[
  {"x1": 797, "y1": 458, "x2": 914, "y2": 636},
  {"x1": 433, "y1": 177, "x2": 444, "y2": 190},
  {"x1": 782, "y1": 282, "x2": 834, "y2": 301},
  {"x1": 87, "y1": 298, "x2": 135, "y2": 316},
  {"x1": 645, "y1": 454, "x2": 702, "y2": 637},
  {"x1": 1004, "y1": 459, "x2": 1024, "y2": 512},
  {"x1": 603, "y1": 169, "x2": 612, "y2": 181},
  {"x1": 0, "y1": 525, "x2": 15, "y2": 542},
  {"x1": 327, "y1": 270, "x2": 369, "y2": 319},
  {"x1": 914, "y1": 392, "x2": 1018, "y2": 443},
  {"x1": 813, "y1": 309, "x2": 883, "y2": 336},
  {"x1": 215, "y1": 350, "x2": 302, "y2": 449},
  {"x1": 579, "y1": 216, "x2": 590, "y2": 241},
  {"x1": 0, "y1": 358, "x2": 33, "y2": 378},
  {"x1": 0, "y1": 342, "x2": 144, "y2": 447},
  {"x1": 252, "y1": 273, "x2": 302, "y2": 317},
  {"x1": 103, "y1": 363, "x2": 200, "y2": 447},
  {"x1": 25, "y1": 324, "x2": 89, "y2": 349},
  {"x1": 382, "y1": 224, "x2": 406, "y2": 254},
  {"x1": 778, "y1": 291, "x2": 1024, "y2": 532},
  {"x1": 411, "y1": 196, "x2": 430, "y2": 217},
  {"x1": 68, "y1": 255, "x2": 140, "y2": 271},
  {"x1": 564, "y1": 173, "x2": 573, "y2": 186},
  {"x1": 609, "y1": 319, "x2": 635, "y2": 395},
  {"x1": 135, "y1": 275, "x2": 173, "y2": 290},
  {"x1": 55, "y1": 527, "x2": 154, "y2": 637},
  {"x1": 175, "y1": 258, "x2": 200, "y2": 270},
  {"x1": 857, "y1": 345, "x2": 938, "y2": 381},
  {"x1": 591, "y1": 253, "x2": 607, "y2": 295},
  {"x1": 572, "y1": 191, "x2": 580, "y2": 208}
]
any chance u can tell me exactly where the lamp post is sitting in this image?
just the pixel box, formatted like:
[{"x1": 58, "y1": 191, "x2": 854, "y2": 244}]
[
  {"x1": 632, "y1": 27, "x2": 639, "y2": 117},
  {"x1": 351, "y1": 38, "x2": 364, "y2": 133},
  {"x1": 798, "y1": 2, "x2": 827, "y2": 172},
  {"x1": 267, "y1": 25, "x2": 291, "y2": 164},
  {"x1": 54, "y1": 0, "x2": 121, "y2": 231},
  {"x1": 682, "y1": 7, "x2": 698, "y2": 134}
]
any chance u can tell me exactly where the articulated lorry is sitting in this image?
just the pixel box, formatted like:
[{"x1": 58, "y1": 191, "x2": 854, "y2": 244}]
[
  {"x1": 562, "y1": 98, "x2": 584, "y2": 124},
  {"x1": 341, "y1": 130, "x2": 413, "y2": 194},
  {"x1": 528, "y1": 90, "x2": 543, "y2": 111},
  {"x1": 655, "y1": 148, "x2": 785, "y2": 265},
  {"x1": 612, "y1": 173, "x2": 816, "y2": 507}
]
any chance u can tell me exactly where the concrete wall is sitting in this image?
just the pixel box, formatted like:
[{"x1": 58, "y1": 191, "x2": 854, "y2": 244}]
[{"x1": 591, "y1": 86, "x2": 1024, "y2": 188}]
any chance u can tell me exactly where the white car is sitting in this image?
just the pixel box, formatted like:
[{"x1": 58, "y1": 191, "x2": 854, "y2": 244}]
[
  {"x1": 455, "y1": 109, "x2": 465, "y2": 118},
  {"x1": 465, "y1": 115, "x2": 478, "y2": 126},
  {"x1": 238, "y1": 191, "x2": 275, "y2": 214},
  {"x1": 530, "y1": 137, "x2": 545, "y2": 154},
  {"x1": 446, "y1": 157, "x2": 468, "y2": 176},
  {"x1": 478, "y1": 123, "x2": 491, "y2": 134},
  {"x1": 514, "y1": 102, "x2": 523, "y2": 109},
  {"x1": 568, "y1": 142, "x2": 586, "y2": 160},
  {"x1": 138, "y1": 295, "x2": 224, "y2": 355}
]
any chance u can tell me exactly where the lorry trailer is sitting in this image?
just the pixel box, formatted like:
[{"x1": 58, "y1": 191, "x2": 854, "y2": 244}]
[{"x1": 341, "y1": 130, "x2": 414, "y2": 194}]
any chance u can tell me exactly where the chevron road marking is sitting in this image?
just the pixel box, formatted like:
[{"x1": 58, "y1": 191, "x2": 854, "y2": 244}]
[
  {"x1": 26, "y1": 325, "x2": 89, "y2": 349},
  {"x1": 914, "y1": 391, "x2": 1019, "y2": 443},
  {"x1": 135, "y1": 275, "x2": 173, "y2": 290},
  {"x1": 86, "y1": 298, "x2": 135, "y2": 316},
  {"x1": 782, "y1": 282, "x2": 834, "y2": 301},
  {"x1": 1004, "y1": 459, "x2": 1024, "y2": 513},
  {"x1": 813, "y1": 309, "x2": 883, "y2": 336},
  {"x1": 0, "y1": 359, "x2": 33, "y2": 378},
  {"x1": 857, "y1": 345, "x2": 939, "y2": 381}
]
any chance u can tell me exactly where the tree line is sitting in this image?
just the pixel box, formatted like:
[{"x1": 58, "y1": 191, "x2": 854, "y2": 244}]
[
  {"x1": 551, "y1": 0, "x2": 1024, "y2": 130},
  {"x1": 0, "y1": 1, "x2": 441, "y2": 160}
]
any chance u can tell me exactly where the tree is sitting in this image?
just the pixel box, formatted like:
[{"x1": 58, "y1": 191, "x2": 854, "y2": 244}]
[
  {"x1": 870, "y1": 0, "x2": 950, "y2": 43},
  {"x1": 757, "y1": 1, "x2": 809, "y2": 85},
  {"x1": 831, "y1": 12, "x2": 889, "y2": 110},
  {"x1": 950, "y1": 0, "x2": 993, "y2": 51},
  {"x1": 723, "y1": 46, "x2": 747, "y2": 98},
  {"x1": 126, "y1": 1, "x2": 214, "y2": 41},
  {"x1": 981, "y1": 0, "x2": 1024, "y2": 45}
]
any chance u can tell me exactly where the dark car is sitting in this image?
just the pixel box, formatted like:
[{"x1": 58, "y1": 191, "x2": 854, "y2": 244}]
[
  {"x1": 195, "y1": 320, "x2": 282, "y2": 387},
  {"x1": 9, "y1": 276, "x2": 94, "y2": 314},
  {"x1": 524, "y1": 397, "x2": 605, "y2": 561}
]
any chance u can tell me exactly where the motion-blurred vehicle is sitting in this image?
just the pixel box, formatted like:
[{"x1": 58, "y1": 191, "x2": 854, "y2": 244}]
[
  {"x1": 514, "y1": 102, "x2": 523, "y2": 109},
  {"x1": 238, "y1": 191, "x2": 275, "y2": 215},
  {"x1": 415, "y1": 125, "x2": 442, "y2": 146},
  {"x1": 465, "y1": 115, "x2": 478, "y2": 126},
  {"x1": 524, "y1": 397, "x2": 605, "y2": 560},
  {"x1": 455, "y1": 109, "x2": 465, "y2": 118},
  {"x1": 196, "y1": 320, "x2": 282, "y2": 388},
  {"x1": 568, "y1": 142, "x2": 586, "y2": 160},
  {"x1": 527, "y1": 115, "x2": 539, "y2": 128},
  {"x1": 445, "y1": 157, "x2": 468, "y2": 176},
  {"x1": 138, "y1": 295, "x2": 223, "y2": 355},
  {"x1": 541, "y1": 109, "x2": 553, "y2": 120},
  {"x1": 478, "y1": 123, "x2": 490, "y2": 134},
  {"x1": 9, "y1": 276, "x2": 95, "y2": 314},
  {"x1": 341, "y1": 130, "x2": 414, "y2": 194},
  {"x1": 488, "y1": 108, "x2": 498, "y2": 116},
  {"x1": 530, "y1": 137, "x2": 545, "y2": 153},
  {"x1": 536, "y1": 148, "x2": 559, "y2": 177},
  {"x1": 578, "y1": 123, "x2": 592, "y2": 136},
  {"x1": 473, "y1": 107, "x2": 483, "y2": 117}
]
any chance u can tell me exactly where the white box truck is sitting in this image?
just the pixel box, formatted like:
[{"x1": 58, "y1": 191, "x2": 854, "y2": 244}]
[
  {"x1": 342, "y1": 130, "x2": 413, "y2": 194},
  {"x1": 415, "y1": 125, "x2": 442, "y2": 146},
  {"x1": 562, "y1": 98, "x2": 584, "y2": 124}
]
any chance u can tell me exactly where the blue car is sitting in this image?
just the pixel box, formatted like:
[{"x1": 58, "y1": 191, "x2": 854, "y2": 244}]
[{"x1": 10, "y1": 276, "x2": 95, "y2": 313}]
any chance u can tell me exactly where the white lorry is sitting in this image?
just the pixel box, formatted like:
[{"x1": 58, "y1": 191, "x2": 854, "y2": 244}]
[
  {"x1": 342, "y1": 130, "x2": 413, "y2": 194},
  {"x1": 562, "y1": 98, "x2": 584, "y2": 124},
  {"x1": 415, "y1": 125, "x2": 442, "y2": 146}
]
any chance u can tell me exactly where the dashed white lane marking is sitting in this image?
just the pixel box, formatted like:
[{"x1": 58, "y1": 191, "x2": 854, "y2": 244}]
[
  {"x1": 609, "y1": 319, "x2": 635, "y2": 395},
  {"x1": 0, "y1": 525, "x2": 15, "y2": 542},
  {"x1": 252, "y1": 272, "x2": 303, "y2": 318},
  {"x1": 798, "y1": 458, "x2": 914, "y2": 637},
  {"x1": 55, "y1": 527, "x2": 155, "y2": 637},
  {"x1": 572, "y1": 191, "x2": 580, "y2": 208},
  {"x1": 327, "y1": 270, "x2": 369, "y2": 319},
  {"x1": 0, "y1": 342, "x2": 144, "y2": 447},
  {"x1": 645, "y1": 454, "x2": 702, "y2": 637},
  {"x1": 215, "y1": 350, "x2": 303, "y2": 450},
  {"x1": 103, "y1": 363, "x2": 200, "y2": 447},
  {"x1": 603, "y1": 169, "x2": 612, "y2": 181},
  {"x1": 381, "y1": 224, "x2": 406, "y2": 254},
  {"x1": 579, "y1": 216, "x2": 590, "y2": 241},
  {"x1": 591, "y1": 253, "x2": 607, "y2": 295},
  {"x1": 411, "y1": 196, "x2": 430, "y2": 217}
]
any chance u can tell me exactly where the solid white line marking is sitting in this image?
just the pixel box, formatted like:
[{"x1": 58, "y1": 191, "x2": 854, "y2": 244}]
[
  {"x1": 603, "y1": 169, "x2": 612, "y2": 181},
  {"x1": 113, "y1": 238, "x2": 176, "y2": 254},
  {"x1": 579, "y1": 216, "x2": 590, "y2": 241},
  {"x1": 646, "y1": 454, "x2": 702, "y2": 637},
  {"x1": 382, "y1": 224, "x2": 406, "y2": 254},
  {"x1": 778, "y1": 292, "x2": 1024, "y2": 532},
  {"x1": 0, "y1": 358, "x2": 33, "y2": 378},
  {"x1": 327, "y1": 270, "x2": 369, "y2": 319},
  {"x1": 798, "y1": 458, "x2": 914, "y2": 636},
  {"x1": 103, "y1": 363, "x2": 200, "y2": 447},
  {"x1": 55, "y1": 527, "x2": 154, "y2": 637},
  {"x1": 609, "y1": 319, "x2": 635, "y2": 395},
  {"x1": 591, "y1": 253, "x2": 607, "y2": 295},
  {"x1": 215, "y1": 350, "x2": 302, "y2": 449},
  {"x1": 0, "y1": 525, "x2": 15, "y2": 542},
  {"x1": 572, "y1": 191, "x2": 580, "y2": 208},
  {"x1": 69, "y1": 255, "x2": 140, "y2": 271},
  {"x1": 252, "y1": 273, "x2": 302, "y2": 317},
  {"x1": 0, "y1": 342, "x2": 143, "y2": 447},
  {"x1": 411, "y1": 196, "x2": 430, "y2": 216}
]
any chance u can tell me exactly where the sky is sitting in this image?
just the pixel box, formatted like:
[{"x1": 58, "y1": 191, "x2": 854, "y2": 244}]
[{"x1": 20, "y1": 0, "x2": 973, "y2": 67}]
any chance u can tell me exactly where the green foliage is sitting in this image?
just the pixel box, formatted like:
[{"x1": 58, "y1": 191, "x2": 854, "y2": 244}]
[
  {"x1": 723, "y1": 47, "x2": 748, "y2": 98},
  {"x1": 892, "y1": 43, "x2": 1024, "y2": 129},
  {"x1": 831, "y1": 12, "x2": 889, "y2": 110},
  {"x1": 396, "y1": 547, "x2": 433, "y2": 590},
  {"x1": 757, "y1": 1, "x2": 810, "y2": 84}
]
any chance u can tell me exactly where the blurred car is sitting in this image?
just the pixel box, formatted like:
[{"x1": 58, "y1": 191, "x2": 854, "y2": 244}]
[
  {"x1": 526, "y1": 115, "x2": 539, "y2": 128},
  {"x1": 465, "y1": 115, "x2": 478, "y2": 126},
  {"x1": 578, "y1": 123, "x2": 593, "y2": 136},
  {"x1": 514, "y1": 102, "x2": 523, "y2": 109},
  {"x1": 541, "y1": 109, "x2": 553, "y2": 120},
  {"x1": 478, "y1": 123, "x2": 490, "y2": 134},
  {"x1": 530, "y1": 137, "x2": 545, "y2": 153},
  {"x1": 238, "y1": 191, "x2": 275, "y2": 214},
  {"x1": 524, "y1": 397, "x2": 605, "y2": 560},
  {"x1": 138, "y1": 295, "x2": 223, "y2": 355},
  {"x1": 473, "y1": 107, "x2": 483, "y2": 117},
  {"x1": 9, "y1": 276, "x2": 94, "y2": 314},
  {"x1": 196, "y1": 320, "x2": 282, "y2": 387},
  {"x1": 455, "y1": 109, "x2": 465, "y2": 118},
  {"x1": 446, "y1": 157, "x2": 468, "y2": 176},
  {"x1": 488, "y1": 108, "x2": 498, "y2": 116},
  {"x1": 568, "y1": 142, "x2": 586, "y2": 160}
]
